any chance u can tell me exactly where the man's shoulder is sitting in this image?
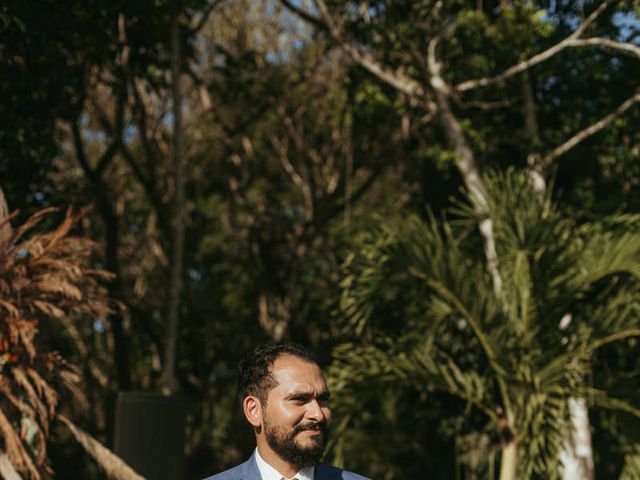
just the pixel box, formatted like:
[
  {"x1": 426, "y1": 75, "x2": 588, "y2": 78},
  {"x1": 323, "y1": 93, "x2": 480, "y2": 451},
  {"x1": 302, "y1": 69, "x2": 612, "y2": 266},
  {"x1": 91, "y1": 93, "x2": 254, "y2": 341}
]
[
  {"x1": 203, "y1": 459, "x2": 370, "y2": 480},
  {"x1": 202, "y1": 458, "x2": 254, "y2": 480},
  {"x1": 315, "y1": 463, "x2": 371, "y2": 480}
]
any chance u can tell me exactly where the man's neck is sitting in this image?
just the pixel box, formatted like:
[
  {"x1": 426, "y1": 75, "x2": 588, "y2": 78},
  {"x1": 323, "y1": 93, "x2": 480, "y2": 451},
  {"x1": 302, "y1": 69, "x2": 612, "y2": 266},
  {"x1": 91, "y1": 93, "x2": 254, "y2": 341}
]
[{"x1": 255, "y1": 444, "x2": 304, "y2": 479}]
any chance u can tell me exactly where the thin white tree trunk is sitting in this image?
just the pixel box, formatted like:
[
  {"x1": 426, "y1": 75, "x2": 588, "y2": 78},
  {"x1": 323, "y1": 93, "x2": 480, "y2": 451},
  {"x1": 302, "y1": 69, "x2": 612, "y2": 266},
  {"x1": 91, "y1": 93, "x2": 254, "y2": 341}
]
[
  {"x1": 525, "y1": 81, "x2": 596, "y2": 477},
  {"x1": 427, "y1": 39, "x2": 503, "y2": 295},
  {"x1": 499, "y1": 442, "x2": 518, "y2": 480},
  {"x1": 560, "y1": 398, "x2": 595, "y2": 480},
  {"x1": 524, "y1": 64, "x2": 597, "y2": 478}
]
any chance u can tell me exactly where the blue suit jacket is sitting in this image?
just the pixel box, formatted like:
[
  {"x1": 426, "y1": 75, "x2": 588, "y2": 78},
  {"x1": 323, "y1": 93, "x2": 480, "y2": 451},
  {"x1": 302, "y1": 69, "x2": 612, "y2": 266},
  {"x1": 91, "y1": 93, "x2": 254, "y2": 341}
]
[{"x1": 203, "y1": 453, "x2": 370, "y2": 480}]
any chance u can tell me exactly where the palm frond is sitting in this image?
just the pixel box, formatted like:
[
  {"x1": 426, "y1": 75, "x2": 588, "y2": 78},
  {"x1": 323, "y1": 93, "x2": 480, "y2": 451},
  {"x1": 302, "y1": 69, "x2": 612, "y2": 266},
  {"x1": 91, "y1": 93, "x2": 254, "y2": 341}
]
[
  {"x1": 569, "y1": 228, "x2": 640, "y2": 291},
  {"x1": 514, "y1": 388, "x2": 567, "y2": 479},
  {"x1": 334, "y1": 168, "x2": 640, "y2": 478},
  {"x1": 58, "y1": 415, "x2": 144, "y2": 480},
  {"x1": 0, "y1": 451, "x2": 21, "y2": 480},
  {"x1": 620, "y1": 445, "x2": 640, "y2": 480},
  {"x1": 329, "y1": 340, "x2": 492, "y2": 419},
  {"x1": 585, "y1": 388, "x2": 640, "y2": 419},
  {"x1": 340, "y1": 213, "x2": 503, "y2": 362},
  {"x1": 0, "y1": 188, "x2": 12, "y2": 250},
  {"x1": 0, "y1": 200, "x2": 114, "y2": 479}
]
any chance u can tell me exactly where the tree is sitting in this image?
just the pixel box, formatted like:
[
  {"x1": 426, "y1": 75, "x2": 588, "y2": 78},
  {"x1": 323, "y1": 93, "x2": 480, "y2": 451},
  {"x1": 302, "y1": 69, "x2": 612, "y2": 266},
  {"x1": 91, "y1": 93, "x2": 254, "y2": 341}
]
[
  {"x1": 186, "y1": 0, "x2": 410, "y2": 342},
  {"x1": 330, "y1": 170, "x2": 640, "y2": 479},
  {"x1": 0, "y1": 187, "x2": 114, "y2": 478},
  {"x1": 279, "y1": 1, "x2": 640, "y2": 476},
  {"x1": 3, "y1": 0, "x2": 640, "y2": 476}
]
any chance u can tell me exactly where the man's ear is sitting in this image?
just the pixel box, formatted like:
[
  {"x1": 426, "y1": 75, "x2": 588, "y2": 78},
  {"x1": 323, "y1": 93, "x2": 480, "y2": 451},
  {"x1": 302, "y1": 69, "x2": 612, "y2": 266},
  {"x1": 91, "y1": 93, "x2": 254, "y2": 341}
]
[{"x1": 243, "y1": 396, "x2": 263, "y2": 428}]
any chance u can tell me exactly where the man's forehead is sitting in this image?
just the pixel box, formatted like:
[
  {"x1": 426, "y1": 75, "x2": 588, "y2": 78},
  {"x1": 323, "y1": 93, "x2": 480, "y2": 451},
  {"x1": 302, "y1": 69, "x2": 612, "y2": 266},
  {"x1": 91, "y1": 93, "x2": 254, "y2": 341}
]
[
  {"x1": 270, "y1": 354, "x2": 326, "y2": 383},
  {"x1": 271, "y1": 353, "x2": 320, "y2": 370}
]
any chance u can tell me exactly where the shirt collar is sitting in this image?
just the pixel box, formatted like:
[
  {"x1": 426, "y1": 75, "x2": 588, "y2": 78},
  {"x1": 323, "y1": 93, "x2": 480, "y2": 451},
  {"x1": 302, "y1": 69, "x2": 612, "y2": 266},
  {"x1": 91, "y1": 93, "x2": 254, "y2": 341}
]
[{"x1": 254, "y1": 448, "x2": 315, "y2": 480}]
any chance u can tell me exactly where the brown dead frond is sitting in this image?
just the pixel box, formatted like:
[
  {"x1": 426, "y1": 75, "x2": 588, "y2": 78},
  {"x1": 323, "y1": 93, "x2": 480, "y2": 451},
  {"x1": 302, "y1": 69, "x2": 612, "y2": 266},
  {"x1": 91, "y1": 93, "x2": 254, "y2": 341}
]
[
  {"x1": 0, "y1": 451, "x2": 22, "y2": 480},
  {"x1": 0, "y1": 187, "x2": 114, "y2": 479},
  {"x1": 0, "y1": 188, "x2": 12, "y2": 249},
  {"x1": 58, "y1": 415, "x2": 144, "y2": 480}
]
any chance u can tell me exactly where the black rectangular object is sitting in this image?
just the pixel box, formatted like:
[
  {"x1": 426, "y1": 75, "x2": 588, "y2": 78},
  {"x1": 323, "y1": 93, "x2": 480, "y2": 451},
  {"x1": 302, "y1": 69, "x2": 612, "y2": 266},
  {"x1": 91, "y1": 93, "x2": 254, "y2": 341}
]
[{"x1": 114, "y1": 392, "x2": 186, "y2": 480}]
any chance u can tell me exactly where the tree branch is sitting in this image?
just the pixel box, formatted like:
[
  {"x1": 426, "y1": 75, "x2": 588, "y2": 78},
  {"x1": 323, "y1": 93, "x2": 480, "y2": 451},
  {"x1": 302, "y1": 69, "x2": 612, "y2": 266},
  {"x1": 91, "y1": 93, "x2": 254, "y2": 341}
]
[
  {"x1": 279, "y1": 0, "x2": 325, "y2": 30},
  {"x1": 120, "y1": 145, "x2": 171, "y2": 237},
  {"x1": 95, "y1": 142, "x2": 119, "y2": 179},
  {"x1": 427, "y1": 39, "x2": 487, "y2": 210},
  {"x1": 568, "y1": 37, "x2": 640, "y2": 60},
  {"x1": 457, "y1": 98, "x2": 513, "y2": 110},
  {"x1": 185, "y1": 65, "x2": 213, "y2": 110},
  {"x1": 313, "y1": 0, "x2": 425, "y2": 98},
  {"x1": 455, "y1": 1, "x2": 610, "y2": 93},
  {"x1": 270, "y1": 134, "x2": 314, "y2": 221},
  {"x1": 189, "y1": 0, "x2": 225, "y2": 34},
  {"x1": 71, "y1": 120, "x2": 95, "y2": 183},
  {"x1": 320, "y1": 161, "x2": 385, "y2": 225},
  {"x1": 130, "y1": 78, "x2": 161, "y2": 180},
  {"x1": 88, "y1": 77, "x2": 127, "y2": 179},
  {"x1": 541, "y1": 90, "x2": 640, "y2": 169}
]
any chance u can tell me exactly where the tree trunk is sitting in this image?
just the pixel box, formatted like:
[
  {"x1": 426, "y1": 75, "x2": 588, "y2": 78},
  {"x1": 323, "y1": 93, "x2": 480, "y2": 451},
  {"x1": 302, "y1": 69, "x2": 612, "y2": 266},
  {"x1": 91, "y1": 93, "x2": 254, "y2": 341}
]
[
  {"x1": 520, "y1": 72, "x2": 596, "y2": 479},
  {"x1": 98, "y1": 192, "x2": 132, "y2": 391},
  {"x1": 560, "y1": 398, "x2": 595, "y2": 480},
  {"x1": 161, "y1": 5, "x2": 185, "y2": 394},
  {"x1": 521, "y1": 71, "x2": 546, "y2": 194},
  {"x1": 500, "y1": 442, "x2": 518, "y2": 480},
  {"x1": 427, "y1": 41, "x2": 502, "y2": 295},
  {"x1": 70, "y1": 119, "x2": 132, "y2": 391}
]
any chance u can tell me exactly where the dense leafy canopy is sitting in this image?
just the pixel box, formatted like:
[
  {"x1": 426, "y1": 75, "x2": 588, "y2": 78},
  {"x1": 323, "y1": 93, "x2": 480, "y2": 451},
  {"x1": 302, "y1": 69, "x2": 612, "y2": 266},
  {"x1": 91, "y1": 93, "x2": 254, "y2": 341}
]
[{"x1": 0, "y1": 0, "x2": 639, "y2": 478}]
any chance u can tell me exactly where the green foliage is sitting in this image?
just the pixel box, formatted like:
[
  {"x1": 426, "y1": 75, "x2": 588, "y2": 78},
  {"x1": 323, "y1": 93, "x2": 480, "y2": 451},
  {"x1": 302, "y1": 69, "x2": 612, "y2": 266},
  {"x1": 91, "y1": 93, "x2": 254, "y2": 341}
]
[
  {"x1": 331, "y1": 169, "x2": 640, "y2": 478},
  {"x1": 3, "y1": 0, "x2": 640, "y2": 477}
]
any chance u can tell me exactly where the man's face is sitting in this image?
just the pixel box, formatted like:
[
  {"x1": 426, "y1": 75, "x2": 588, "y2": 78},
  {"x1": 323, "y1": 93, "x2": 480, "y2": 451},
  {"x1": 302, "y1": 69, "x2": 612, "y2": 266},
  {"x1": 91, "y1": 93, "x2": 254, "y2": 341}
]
[{"x1": 261, "y1": 355, "x2": 332, "y2": 467}]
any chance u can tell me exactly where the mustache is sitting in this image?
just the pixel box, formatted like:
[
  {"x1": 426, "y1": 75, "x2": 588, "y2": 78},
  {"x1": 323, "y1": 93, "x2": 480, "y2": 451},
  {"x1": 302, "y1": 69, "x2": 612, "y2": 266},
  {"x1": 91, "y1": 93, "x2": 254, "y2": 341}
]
[{"x1": 293, "y1": 420, "x2": 327, "y2": 435}]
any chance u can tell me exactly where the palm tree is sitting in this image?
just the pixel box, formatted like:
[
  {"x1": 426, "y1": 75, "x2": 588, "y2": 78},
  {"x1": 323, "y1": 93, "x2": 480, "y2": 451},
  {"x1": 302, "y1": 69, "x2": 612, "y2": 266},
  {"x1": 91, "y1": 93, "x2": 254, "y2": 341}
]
[
  {"x1": 0, "y1": 187, "x2": 143, "y2": 479},
  {"x1": 329, "y1": 169, "x2": 640, "y2": 479}
]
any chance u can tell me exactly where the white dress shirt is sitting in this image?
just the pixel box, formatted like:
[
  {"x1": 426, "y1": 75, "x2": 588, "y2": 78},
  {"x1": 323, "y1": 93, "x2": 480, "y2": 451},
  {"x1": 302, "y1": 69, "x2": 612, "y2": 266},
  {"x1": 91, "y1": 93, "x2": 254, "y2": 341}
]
[{"x1": 254, "y1": 447, "x2": 315, "y2": 480}]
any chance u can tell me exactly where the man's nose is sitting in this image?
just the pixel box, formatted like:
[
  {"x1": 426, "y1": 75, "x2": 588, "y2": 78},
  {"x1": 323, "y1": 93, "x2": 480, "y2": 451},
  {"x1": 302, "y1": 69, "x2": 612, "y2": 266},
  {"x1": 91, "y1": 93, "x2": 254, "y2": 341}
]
[{"x1": 306, "y1": 399, "x2": 326, "y2": 421}]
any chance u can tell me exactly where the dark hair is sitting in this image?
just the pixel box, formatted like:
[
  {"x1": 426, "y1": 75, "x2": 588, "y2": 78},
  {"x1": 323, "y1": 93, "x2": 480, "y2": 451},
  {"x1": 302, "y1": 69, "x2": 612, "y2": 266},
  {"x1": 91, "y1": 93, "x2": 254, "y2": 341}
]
[{"x1": 237, "y1": 343, "x2": 318, "y2": 405}]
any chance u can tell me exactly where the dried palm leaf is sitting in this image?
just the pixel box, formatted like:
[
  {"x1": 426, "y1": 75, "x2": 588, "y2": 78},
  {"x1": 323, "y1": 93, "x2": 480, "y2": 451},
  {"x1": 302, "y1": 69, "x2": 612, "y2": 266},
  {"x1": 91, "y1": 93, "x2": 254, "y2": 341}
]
[
  {"x1": 0, "y1": 188, "x2": 11, "y2": 249},
  {"x1": 0, "y1": 451, "x2": 22, "y2": 480},
  {"x1": 0, "y1": 192, "x2": 114, "y2": 479},
  {"x1": 58, "y1": 415, "x2": 144, "y2": 480}
]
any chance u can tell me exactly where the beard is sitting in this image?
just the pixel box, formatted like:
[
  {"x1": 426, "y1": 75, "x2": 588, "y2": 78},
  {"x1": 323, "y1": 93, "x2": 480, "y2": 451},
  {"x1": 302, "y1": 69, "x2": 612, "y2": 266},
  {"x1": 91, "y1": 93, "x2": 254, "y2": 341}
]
[{"x1": 263, "y1": 418, "x2": 329, "y2": 468}]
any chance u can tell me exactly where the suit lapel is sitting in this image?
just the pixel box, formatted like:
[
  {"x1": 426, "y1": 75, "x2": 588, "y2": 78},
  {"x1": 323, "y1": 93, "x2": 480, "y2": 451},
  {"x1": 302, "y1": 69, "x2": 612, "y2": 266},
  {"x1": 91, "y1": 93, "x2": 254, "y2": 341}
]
[
  {"x1": 238, "y1": 454, "x2": 261, "y2": 480},
  {"x1": 236, "y1": 456, "x2": 341, "y2": 480},
  {"x1": 314, "y1": 464, "x2": 336, "y2": 480}
]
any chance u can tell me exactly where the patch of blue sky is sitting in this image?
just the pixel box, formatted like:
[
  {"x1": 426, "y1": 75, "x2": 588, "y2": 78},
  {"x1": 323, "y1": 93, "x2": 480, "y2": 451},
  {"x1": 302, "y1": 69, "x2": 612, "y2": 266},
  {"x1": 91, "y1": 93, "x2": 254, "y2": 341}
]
[
  {"x1": 256, "y1": 0, "x2": 316, "y2": 63},
  {"x1": 78, "y1": 113, "x2": 139, "y2": 145},
  {"x1": 541, "y1": 4, "x2": 639, "y2": 42},
  {"x1": 79, "y1": 114, "x2": 107, "y2": 143},
  {"x1": 124, "y1": 124, "x2": 138, "y2": 143},
  {"x1": 129, "y1": 221, "x2": 141, "y2": 234},
  {"x1": 93, "y1": 318, "x2": 105, "y2": 333},
  {"x1": 613, "y1": 11, "x2": 640, "y2": 42},
  {"x1": 188, "y1": 268, "x2": 203, "y2": 282}
]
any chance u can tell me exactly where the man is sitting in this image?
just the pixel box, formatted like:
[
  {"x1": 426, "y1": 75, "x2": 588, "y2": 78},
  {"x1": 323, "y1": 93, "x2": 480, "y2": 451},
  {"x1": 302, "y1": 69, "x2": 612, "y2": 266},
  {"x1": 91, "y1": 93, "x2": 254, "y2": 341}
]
[{"x1": 205, "y1": 343, "x2": 369, "y2": 480}]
